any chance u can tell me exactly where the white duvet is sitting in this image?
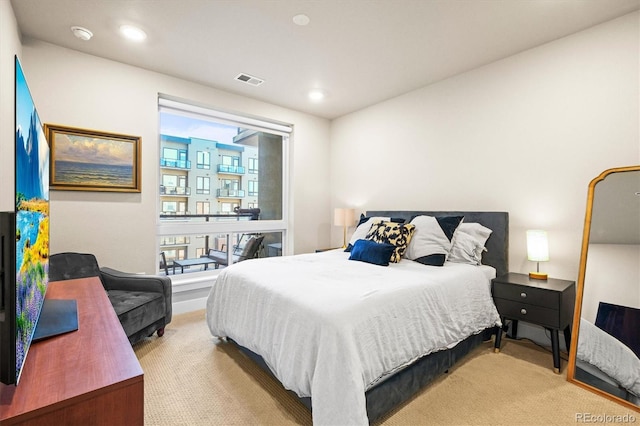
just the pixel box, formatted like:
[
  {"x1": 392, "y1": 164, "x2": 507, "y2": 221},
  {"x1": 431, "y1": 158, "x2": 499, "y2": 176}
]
[
  {"x1": 577, "y1": 318, "x2": 640, "y2": 397},
  {"x1": 206, "y1": 249, "x2": 501, "y2": 425}
]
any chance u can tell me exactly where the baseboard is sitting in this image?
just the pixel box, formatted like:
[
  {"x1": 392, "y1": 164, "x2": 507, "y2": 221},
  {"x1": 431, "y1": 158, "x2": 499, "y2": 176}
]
[{"x1": 172, "y1": 296, "x2": 208, "y2": 315}]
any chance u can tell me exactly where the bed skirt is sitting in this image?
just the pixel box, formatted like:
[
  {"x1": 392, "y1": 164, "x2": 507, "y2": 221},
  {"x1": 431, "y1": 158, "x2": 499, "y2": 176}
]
[{"x1": 231, "y1": 327, "x2": 495, "y2": 423}]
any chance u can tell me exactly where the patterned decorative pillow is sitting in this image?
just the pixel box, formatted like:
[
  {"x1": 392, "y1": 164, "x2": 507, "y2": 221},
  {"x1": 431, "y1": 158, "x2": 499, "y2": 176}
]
[
  {"x1": 345, "y1": 214, "x2": 405, "y2": 252},
  {"x1": 364, "y1": 221, "x2": 416, "y2": 263},
  {"x1": 405, "y1": 215, "x2": 464, "y2": 266}
]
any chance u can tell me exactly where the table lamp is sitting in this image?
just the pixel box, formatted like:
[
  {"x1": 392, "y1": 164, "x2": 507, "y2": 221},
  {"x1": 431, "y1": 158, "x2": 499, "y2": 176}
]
[
  {"x1": 334, "y1": 208, "x2": 355, "y2": 248},
  {"x1": 527, "y1": 230, "x2": 549, "y2": 280}
]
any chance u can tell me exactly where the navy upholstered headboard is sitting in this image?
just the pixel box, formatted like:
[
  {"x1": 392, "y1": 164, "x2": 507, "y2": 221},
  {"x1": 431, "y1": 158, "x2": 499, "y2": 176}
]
[{"x1": 366, "y1": 211, "x2": 509, "y2": 278}]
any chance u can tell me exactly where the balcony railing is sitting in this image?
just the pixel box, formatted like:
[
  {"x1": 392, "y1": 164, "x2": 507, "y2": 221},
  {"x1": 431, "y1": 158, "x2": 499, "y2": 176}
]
[
  {"x1": 217, "y1": 189, "x2": 245, "y2": 198},
  {"x1": 161, "y1": 158, "x2": 191, "y2": 169},
  {"x1": 217, "y1": 164, "x2": 245, "y2": 174},
  {"x1": 160, "y1": 186, "x2": 191, "y2": 196}
]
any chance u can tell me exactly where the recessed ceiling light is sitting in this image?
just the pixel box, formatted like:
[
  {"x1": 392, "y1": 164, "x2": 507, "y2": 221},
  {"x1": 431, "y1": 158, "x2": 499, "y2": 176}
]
[
  {"x1": 293, "y1": 14, "x2": 310, "y2": 26},
  {"x1": 70, "y1": 26, "x2": 93, "y2": 41},
  {"x1": 308, "y1": 89, "x2": 326, "y2": 102},
  {"x1": 119, "y1": 25, "x2": 147, "y2": 42}
]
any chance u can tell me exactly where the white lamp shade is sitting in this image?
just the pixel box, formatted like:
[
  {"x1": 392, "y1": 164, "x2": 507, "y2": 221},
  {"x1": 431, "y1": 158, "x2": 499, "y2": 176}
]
[
  {"x1": 334, "y1": 208, "x2": 355, "y2": 227},
  {"x1": 527, "y1": 230, "x2": 549, "y2": 262}
]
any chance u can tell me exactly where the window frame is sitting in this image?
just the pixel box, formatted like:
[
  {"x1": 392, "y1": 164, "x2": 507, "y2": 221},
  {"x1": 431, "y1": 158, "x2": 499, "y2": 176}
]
[{"x1": 157, "y1": 96, "x2": 292, "y2": 274}]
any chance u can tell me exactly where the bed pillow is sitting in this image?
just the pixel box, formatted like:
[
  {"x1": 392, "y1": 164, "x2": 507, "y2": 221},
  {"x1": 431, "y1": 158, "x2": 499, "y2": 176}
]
[
  {"x1": 447, "y1": 222, "x2": 493, "y2": 266},
  {"x1": 364, "y1": 221, "x2": 416, "y2": 263},
  {"x1": 345, "y1": 214, "x2": 405, "y2": 252},
  {"x1": 404, "y1": 215, "x2": 464, "y2": 266},
  {"x1": 348, "y1": 239, "x2": 396, "y2": 266}
]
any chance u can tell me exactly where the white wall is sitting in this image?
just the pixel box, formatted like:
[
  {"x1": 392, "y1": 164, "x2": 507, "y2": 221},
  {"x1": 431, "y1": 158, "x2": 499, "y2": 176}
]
[
  {"x1": 18, "y1": 39, "x2": 331, "y2": 274},
  {"x1": 0, "y1": 0, "x2": 21, "y2": 211},
  {"x1": 330, "y1": 12, "x2": 640, "y2": 283}
]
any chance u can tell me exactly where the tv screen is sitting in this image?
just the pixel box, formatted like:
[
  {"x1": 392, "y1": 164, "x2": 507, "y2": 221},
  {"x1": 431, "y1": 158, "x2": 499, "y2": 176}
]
[
  {"x1": 0, "y1": 56, "x2": 50, "y2": 385},
  {"x1": 595, "y1": 301, "x2": 640, "y2": 359}
]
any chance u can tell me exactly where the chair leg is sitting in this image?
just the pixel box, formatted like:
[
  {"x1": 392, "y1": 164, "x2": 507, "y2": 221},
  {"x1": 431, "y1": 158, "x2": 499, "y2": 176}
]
[{"x1": 157, "y1": 327, "x2": 165, "y2": 337}]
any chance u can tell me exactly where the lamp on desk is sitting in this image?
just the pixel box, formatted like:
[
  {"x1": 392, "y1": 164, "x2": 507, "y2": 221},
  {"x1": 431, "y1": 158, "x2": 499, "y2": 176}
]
[
  {"x1": 527, "y1": 230, "x2": 549, "y2": 280},
  {"x1": 334, "y1": 208, "x2": 355, "y2": 248}
]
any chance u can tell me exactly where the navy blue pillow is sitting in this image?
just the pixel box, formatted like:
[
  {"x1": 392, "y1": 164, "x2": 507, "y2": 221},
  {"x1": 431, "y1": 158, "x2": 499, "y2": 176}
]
[{"x1": 348, "y1": 239, "x2": 396, "y2": 266}]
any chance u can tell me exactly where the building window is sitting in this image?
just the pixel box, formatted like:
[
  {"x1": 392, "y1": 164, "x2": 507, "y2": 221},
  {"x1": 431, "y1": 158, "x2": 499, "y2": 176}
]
[
  {"x1": 161, "y1": 147, "x2": 189, "y2": 169},
  {"x1": 196, "y1": 176, "x2": 210, "y2": 194},
  {"x1": 197, "y1": 151, "x2": 210, "y2": 169},
  {"x1": 248, "y1": 158, "x2": 258, "y2": 174},
  {"x1": 158, "y1": 97, "x2": 291, "y2": 273},
  {"x1": 162, "y1": 201, "x2": 187, "y2": 214},
  {"x1": 248, "y1": 181, "x2": 258, "y2": 196},
  {"x1": 220, "y1": 202, "x2": 239, "y2": 214},
  {"x1": 196, "y1": 202, "x2": 210, "y2": 214}
]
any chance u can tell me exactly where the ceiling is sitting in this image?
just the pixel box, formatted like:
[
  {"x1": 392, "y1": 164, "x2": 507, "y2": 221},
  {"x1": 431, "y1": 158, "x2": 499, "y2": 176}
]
[{"x1": 10, "y1": 0, "x2": 640, "y2": 120}]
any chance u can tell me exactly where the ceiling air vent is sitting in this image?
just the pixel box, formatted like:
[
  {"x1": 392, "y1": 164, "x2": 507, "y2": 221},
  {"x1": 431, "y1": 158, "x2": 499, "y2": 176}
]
[{"x1": 235, "y1": 73, "x2": 264, "y2": 86}]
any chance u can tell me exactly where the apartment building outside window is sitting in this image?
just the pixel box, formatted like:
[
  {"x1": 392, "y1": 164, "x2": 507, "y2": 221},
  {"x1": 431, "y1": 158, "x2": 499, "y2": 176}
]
[
  {"x1": 196, "y1": 201, "x2": 210, "y2": 215},
  {"x1": 248, "y1": 181, "x2": 258, "y2": 196},
  {"x1": 196, "y1": 176, "x2": 210, "y2": 194},
  {"x1": 248, "y1": 158, "x2": 258, "y2": 174},
  {"x1": 158, "y1": 97, "x2": 291, "y2": 273},
  {"x1": 197, "y1": 151, "x2": 210, "y2": 169}
]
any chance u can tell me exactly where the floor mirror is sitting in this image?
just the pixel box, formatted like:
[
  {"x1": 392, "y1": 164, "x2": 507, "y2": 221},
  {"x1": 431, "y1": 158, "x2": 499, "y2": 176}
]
[{"x1": 567, "y1": 165, "x2": 640, "y2": 412}]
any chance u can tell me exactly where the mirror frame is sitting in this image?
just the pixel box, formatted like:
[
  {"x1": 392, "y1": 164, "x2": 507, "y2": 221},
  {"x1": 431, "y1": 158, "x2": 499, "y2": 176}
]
[{"x1": 567, "y1": 165, "x2": 640, "y2": 412}]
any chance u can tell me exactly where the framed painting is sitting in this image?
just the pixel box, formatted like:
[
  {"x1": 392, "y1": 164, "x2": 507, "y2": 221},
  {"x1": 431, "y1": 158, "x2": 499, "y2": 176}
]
[{"x1": 45, "y1": 124, "x2": 141, "y2": 192}]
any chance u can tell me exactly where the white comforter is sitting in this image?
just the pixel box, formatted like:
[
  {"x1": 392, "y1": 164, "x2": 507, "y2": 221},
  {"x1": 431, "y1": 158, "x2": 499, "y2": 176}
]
[
  {"x1": 206, "y1": 249, "x2": 501, "y2": 425},
  {"x1": 577, "y1": 318, "x2": 640, "y2": 397}
]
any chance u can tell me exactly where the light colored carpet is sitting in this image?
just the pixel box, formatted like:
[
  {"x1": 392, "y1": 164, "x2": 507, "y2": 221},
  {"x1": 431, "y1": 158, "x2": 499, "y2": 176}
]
[{"x1": 134, "y1": 310, "x2": 638, "y2": 425}]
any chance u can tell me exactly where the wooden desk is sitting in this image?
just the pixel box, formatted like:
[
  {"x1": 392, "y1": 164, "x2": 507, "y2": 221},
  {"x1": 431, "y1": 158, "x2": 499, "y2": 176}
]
[{"x1": 0, "y1": 277, "x2": 144, "y2": 425}]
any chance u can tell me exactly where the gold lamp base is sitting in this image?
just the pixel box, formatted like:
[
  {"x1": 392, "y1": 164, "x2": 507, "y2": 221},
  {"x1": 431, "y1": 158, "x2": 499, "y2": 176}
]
[{"x1": 529, "y1": 271, "x2": 548, "y2": 280}]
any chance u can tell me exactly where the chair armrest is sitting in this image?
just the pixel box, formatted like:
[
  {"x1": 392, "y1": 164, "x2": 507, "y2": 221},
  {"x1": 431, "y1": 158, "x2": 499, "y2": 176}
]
[
  {"x1": 100, "y1": 267, "x2": 170, "y2": 293},
  {"x1": 100, "y1": 267, "x2": 172, "y2": 323}
]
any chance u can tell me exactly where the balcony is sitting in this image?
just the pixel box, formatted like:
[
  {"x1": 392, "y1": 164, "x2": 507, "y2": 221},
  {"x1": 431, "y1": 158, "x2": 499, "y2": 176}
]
[
  {"x1": 217, "y1": 189, "x2": 245, "y2": 198},
  {"x1": 217, "y1": 164, "x2": 245, "y2": 174},
  {"x1": 160, "y1": 186, "x2": 191, "y2": 196},
  {"x1": 161, "y1": 158, "x2": 191, "y2": 169}
]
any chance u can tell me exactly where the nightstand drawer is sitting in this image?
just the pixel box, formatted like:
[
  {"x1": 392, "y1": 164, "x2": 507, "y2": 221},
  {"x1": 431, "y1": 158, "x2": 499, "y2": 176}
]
[
  {"x1": 493, "y1": 298, "x2": 560, "y2": 329},
  {"x1": 492, "y1": 281, "x2": 557, "y2": 308}
]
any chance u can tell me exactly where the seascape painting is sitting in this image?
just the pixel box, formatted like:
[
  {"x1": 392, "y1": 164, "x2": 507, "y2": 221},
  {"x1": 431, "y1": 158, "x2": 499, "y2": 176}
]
[
  {"x1": 15, "y1": 57, "x2": 50, "y2": 380},
  {"x1": 46, "y1": 124, "x2": 141, "y2": 192}
]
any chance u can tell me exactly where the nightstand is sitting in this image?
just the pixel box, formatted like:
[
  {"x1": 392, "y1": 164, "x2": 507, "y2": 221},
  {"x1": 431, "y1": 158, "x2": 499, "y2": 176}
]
[{"x1": 492, "y1": 273, "x2": 576, "y2": 374}]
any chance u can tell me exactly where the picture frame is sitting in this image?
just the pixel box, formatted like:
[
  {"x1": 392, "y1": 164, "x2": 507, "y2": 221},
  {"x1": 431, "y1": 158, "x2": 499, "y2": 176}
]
[{"x1": 45, "y1": 124, "x2": 141, "y2": 192}]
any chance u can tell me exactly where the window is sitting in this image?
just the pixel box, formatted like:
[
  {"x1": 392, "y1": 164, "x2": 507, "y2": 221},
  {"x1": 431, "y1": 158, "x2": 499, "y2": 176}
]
[
  {"x1": 197, "y1": 151, "x2": 210, "y2": 169},
  {"x1": 196, "y1": 176, "x2": 210, "y2": 194},
  {"x1": 161, "y1": 174, "x2": 188, "y2": 195},
  {"x1": 158, "y1": 97, "x2": 291, "y2": 274},
  {"x1": 248, "y1": 181, "x2": 258, "y2": 196},
  {"x1": 161, "y1": 147, "x2": 189, "y2": 169},
  {"x1": 162, "y1": 201, "x2": 187, "y2": 214},
  {"x1": 196, "y1": 202, "x2": 210, "y2": 214}
]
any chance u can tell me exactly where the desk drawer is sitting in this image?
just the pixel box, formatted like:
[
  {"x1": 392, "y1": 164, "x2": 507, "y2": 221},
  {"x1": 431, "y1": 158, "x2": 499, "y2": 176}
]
[
  {"x1": 492, "y1": 282, "x2": 557, "y2": 308},
  {"x1": 493, "y1": 298, "x2": 560, "y2": 329}
]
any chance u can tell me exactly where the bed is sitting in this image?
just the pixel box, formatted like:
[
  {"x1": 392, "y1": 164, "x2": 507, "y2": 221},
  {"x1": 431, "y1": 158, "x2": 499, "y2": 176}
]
[
  {"x1": 576, "y1": 313, "x2": 640, "y2": 405},
  {"x1": 206, "y1": 210, "x2": 509, "y2": 425}
]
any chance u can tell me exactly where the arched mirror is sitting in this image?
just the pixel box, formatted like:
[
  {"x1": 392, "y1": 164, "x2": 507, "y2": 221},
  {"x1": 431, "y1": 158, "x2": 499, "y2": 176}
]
[{"x1": 568, "y1": 165, "x2": 640, "y2": 412}]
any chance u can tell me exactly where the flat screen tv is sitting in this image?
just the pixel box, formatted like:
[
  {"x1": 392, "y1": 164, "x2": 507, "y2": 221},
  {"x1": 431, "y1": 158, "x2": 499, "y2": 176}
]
[
  {"x1": 0, "y1": 56, "x2": 61, "y2": 385},
  {"x1": 595, "y1": 301, "x2": 640, "y2": 359}
]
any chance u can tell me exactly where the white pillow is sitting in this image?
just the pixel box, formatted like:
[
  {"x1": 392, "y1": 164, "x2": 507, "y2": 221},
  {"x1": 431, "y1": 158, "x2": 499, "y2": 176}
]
[
  {"x1": 405, "y1": 215, "x2": 463, "y2": 266},
  {"x1": 447, "y1": 222, "x2": 493, "y2": 265}
]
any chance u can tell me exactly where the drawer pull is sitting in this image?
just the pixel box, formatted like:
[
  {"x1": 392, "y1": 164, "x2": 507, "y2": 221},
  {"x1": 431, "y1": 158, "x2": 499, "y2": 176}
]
[
  {"x1": 520, "y1": 292, "x2": 527, "y2": 298},
  {"x1": 520, "y1": 308, "x2": 527, "y2": 315}
]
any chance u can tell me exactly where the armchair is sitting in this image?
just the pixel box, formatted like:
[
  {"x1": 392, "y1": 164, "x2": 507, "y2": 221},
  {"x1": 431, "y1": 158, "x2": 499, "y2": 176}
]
[{"x1": 49, "y1": 252, "x2": 172, "y2": 345}]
